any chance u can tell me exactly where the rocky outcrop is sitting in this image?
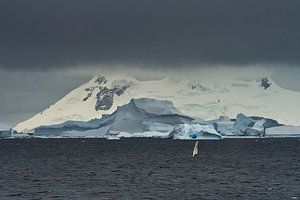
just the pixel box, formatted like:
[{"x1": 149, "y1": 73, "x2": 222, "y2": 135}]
[
  {"x1": 81, "y1": 75, "x2": 131, "y2": 111},
  {"x1": 94, "y1": 85, "x2": 130, "y2": 111},
  {"x1": 261, "y1": 77, "x2": 271, "y2": 90}
]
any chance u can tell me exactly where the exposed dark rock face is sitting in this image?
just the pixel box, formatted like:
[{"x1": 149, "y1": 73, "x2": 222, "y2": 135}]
[
  {"x1": 94, "y1": 76, "x2": 108, "y2": 85},
  {"x1": 83, "y1": 92, "x2": 92, "y2": 101},
  {"x1": 188, "y1": 82, "x2": 209, "y2": 91},
  {"x1": 95, "y1": 87, "x2": 114, "y2": 111},
  {"x1": 95, "y1": 85, "x2": 130, "y2": 111},
  {"x1": 82, "y1": 76, "x2": 130, "y2": 110},
  {"x1": 83, "y1": 86, "x2": 99, "y2": 101},
  {"x1": 261, "y1": 77, "x2": 271, "y2": 90},
  {"x1": 113, "y1": 85, "x2": 130, "y2": 96}
]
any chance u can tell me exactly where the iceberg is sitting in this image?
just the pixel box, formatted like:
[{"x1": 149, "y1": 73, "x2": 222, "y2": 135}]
[
  {"x1": 142, "y1": 122, "x2": 174, "y2": 133},
  {"x1": 34, "y1": 120, "x2": 101, "y2": 136},
  {"x1": 266, "y1": 126, "x2": 300, "y2": 137},
  {"x1": 117, "y1": 131, "x2": 170, "y2": 139},
  {"x1": 232, "y1": 113, "x2": 256, "y2": 135},
  {"x1": 28, "y1": 99, "x2": 295, "y2": 139},
  {"x1": 249, "y1": 116, "x2": 282, "y2": 128},
  {"x1": 169, "y1": 124, "x2": 222, "y2": 140},
  {"x1": 61, "y1": 126, "x2": 109, "y2": 138},
  {"x1": 211, "y1": 116, "x2": 235, "y2": 136},
  {"x1": 0, "y1": 122, "x2": 13, "y2": 138},
  {"x1": 243, "y1": 119, "x2": 266, "y2": 136},
  {"x1": 93, "y1": 98, "x2": 194, "y2": 134},
  {"x1": 33, "y1": 98, "x2": 194, "y2": 138},
  {"x1": 214, "y1": 121, "x2": 235, "y2": 136},
  {"x1": 216, "y1": 114, "x2": 282, "y2": 136}
]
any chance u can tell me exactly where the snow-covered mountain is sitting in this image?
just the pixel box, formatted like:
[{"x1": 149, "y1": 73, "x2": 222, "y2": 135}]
[{"x1": 15, "y1": 73, "x2": 300, "y2": 132}]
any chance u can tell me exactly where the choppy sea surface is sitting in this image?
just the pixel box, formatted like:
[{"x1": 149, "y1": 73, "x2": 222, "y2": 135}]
[{"x1": 0, "y1": 138, "x2": 299, "y2": 200}]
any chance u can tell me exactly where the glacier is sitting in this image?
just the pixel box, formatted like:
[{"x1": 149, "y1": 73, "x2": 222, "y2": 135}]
[
  {"x1": 29, "y1": 98, "x2": 221, "y2": 139},
  {"x1": 32, "y1": 98, "x2": 196, "y2": 138},
  {"x1": 29, "y1": 98, "x2": 223, "y2": 139},
  {"x1": 34, "y1": 120, "x2": 101, "y2": 136},
  {"x1": 8, "y1": 98, "x2": 298, "y2": 139}
]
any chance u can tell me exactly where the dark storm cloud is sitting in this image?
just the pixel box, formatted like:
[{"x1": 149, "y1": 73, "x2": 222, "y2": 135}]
[{"x1": 1, "y1": 0, "x2": 300, "y2": 69}]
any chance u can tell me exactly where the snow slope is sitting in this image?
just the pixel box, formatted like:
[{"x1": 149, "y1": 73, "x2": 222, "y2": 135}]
[{"x1": 15, "y1": 73, "x2": 300, "y2": 132}]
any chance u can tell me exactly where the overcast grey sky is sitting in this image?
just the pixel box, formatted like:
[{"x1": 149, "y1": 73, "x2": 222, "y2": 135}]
[{"x1": 0, "y1": 0, "x2": 300, "y2": 126}]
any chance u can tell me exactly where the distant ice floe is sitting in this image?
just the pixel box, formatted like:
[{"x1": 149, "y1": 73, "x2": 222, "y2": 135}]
[
  {"x1": 266, "y1": 126, "x2": 300, "y2": 137},
  {"x1": 0, "y1": 122, "x2": 16, "y2": 138},
  {"x1": 217, "y1": 116, "x2": 300, "y2": 138},
  {"x1": 169, "y1": 124, "x2": 222, "y2": 140}
]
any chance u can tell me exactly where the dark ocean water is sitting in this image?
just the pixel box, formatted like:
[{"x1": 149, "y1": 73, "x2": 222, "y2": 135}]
[{"x1": 0, "y1": 138, "x2": 299, "y2": 200}]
